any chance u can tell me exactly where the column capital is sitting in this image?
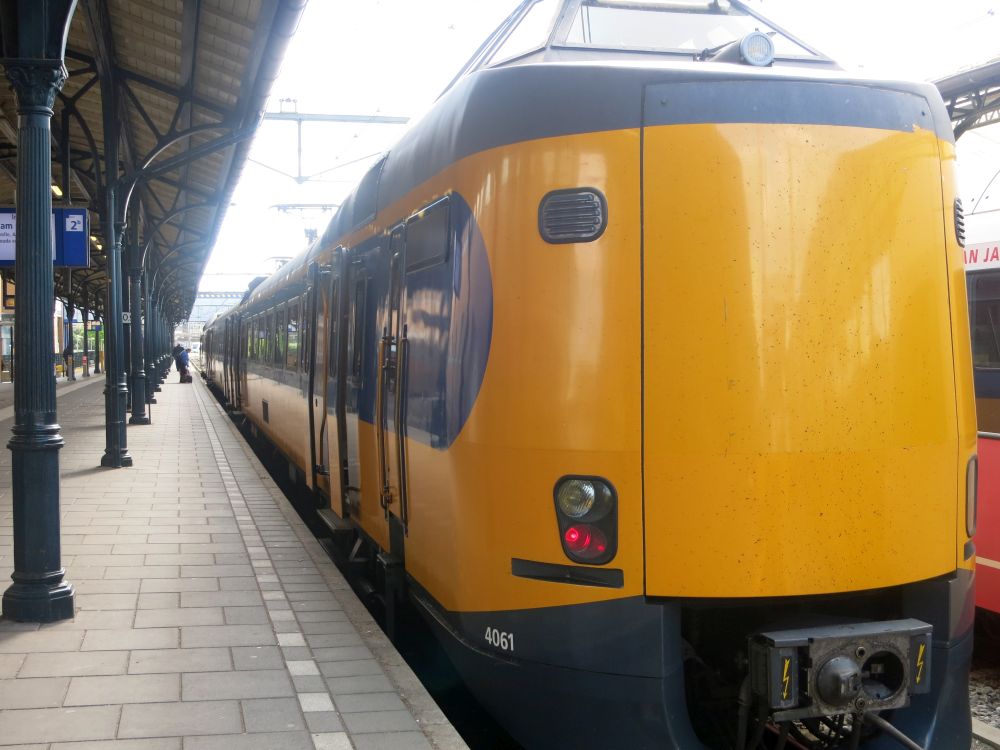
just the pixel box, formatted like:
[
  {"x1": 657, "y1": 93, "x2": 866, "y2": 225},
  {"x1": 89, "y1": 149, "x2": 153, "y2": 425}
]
[{"x1": 3, "y1": 58, "x2": 66, "y2": 113}]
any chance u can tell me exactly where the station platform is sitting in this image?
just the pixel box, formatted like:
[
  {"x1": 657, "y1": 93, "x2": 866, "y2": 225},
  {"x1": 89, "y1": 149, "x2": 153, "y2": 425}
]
[{"x1": 0, "y1": 374, "x2": 466, "y2": 750}]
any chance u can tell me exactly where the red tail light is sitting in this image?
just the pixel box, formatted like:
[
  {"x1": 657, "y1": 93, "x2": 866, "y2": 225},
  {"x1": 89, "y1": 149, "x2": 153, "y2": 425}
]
[
  {"x1": 563, "y1": 524, "x2": 608, "y2": 560},
  {"x1": 554, "y1": 477, "x2": 617, "y2": 564}
]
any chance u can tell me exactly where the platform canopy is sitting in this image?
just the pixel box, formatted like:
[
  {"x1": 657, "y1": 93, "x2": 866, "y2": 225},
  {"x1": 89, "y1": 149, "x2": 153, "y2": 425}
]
[
  {"x1": 0, "y1": 0, "x2": 306, "y2": 324},
  {"x1": 936, "y1": 56, "x2": 1000, "y2": 139}
]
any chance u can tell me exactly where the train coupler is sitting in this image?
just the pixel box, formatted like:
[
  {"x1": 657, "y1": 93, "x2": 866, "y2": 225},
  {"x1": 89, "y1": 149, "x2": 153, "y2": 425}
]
[{"x1": 748, "y1": 619, "x2": 932, "y2": 721}]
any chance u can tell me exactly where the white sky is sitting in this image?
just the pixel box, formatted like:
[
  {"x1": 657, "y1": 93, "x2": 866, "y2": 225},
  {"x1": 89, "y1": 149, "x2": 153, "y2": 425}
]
[{"x1": 198, "y1": 0, "x2": 1000, "y2": 293}]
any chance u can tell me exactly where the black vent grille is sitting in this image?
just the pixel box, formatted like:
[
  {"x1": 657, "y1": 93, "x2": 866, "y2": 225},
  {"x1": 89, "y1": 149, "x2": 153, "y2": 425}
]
[
  {"x1": 538, "y1": 188, "x2": 608, "y2": 244},
  {"x1": 955, "y1": 198, "x2": 966, "y2": 248}
]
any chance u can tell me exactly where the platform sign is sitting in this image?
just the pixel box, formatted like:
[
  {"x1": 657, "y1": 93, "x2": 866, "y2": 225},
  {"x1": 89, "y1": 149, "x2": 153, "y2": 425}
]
[
  {"x1": 0, "y1": 208, "x2": 90, "y2": 269},
  {"x1": 59, "y1": 209, "x2": 89, "y2": 268}
]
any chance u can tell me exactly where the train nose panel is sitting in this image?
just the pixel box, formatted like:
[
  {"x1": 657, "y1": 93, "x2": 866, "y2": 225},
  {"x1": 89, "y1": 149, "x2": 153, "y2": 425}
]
[{"x1": 641, "y1": 82, "x2": 958, "y2": 598}]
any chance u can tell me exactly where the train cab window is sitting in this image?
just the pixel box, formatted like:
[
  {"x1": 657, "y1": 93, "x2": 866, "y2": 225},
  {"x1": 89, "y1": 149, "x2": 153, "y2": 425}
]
[
  {"x1": 286, "y1": 299, "x2": 300, "y2": 370},
  {"x1": 562, "y1": 1, "x2": 815, "y2": 58},
  {"x1": 971, "y1": 271, "x2": 1000, "y2": 367},
  {"x1": 406, "y1": 198, "x2": 450, "y2": 271},
  {"x1": 274, "y1": 306, "x2": 286, "y2": 367},
  {"x1": 486, "y1": 0, "x2": 559, "y2": 65},
  {"x1": 349, "y1": 277, "x2": 368, "y2": 380}
]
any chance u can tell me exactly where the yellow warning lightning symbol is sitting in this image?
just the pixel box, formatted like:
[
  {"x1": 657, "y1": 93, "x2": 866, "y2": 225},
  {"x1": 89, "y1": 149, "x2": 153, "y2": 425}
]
[
  {"x1": 916, "y1": 643, "x2": 926, "y2": 684},
  {"x1": 782, "y1": 657, "x2": 791, "y2": 700}
]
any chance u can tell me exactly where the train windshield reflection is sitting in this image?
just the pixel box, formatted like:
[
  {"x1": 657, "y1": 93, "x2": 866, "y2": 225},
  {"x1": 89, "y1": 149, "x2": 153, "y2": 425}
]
[{"x1": 563, "y1": 1, "x2": 816, "y2": 57}]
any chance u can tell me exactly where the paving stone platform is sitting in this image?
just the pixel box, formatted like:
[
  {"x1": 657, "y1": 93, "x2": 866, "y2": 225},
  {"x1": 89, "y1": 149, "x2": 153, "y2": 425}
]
[{"x1": 0, "y1": 373, "x2": 466, "y2": 750}]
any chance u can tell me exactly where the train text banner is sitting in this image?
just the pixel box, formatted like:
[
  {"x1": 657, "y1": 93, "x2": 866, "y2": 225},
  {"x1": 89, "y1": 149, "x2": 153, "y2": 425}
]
[{"x1": 964, "y1": 241, "x2": 1000, "y2": 271}]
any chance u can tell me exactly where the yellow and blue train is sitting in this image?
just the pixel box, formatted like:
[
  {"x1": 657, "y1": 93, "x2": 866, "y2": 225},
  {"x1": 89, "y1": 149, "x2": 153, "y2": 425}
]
[{"x1": 203, "y1": 1, "x2": 977, "y2": 747}]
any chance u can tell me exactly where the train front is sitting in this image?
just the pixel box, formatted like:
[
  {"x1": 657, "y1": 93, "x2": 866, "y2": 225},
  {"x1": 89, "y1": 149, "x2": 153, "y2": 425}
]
[
  {"x1": 639, "y1": 74, "x2": 976, "y2": 750},
  {"x1": 633, "y1": 17, "x2": 976, "y2": 750},
  {"x1": 422, "y1": 3, "x2": 977, "y2": 748}
]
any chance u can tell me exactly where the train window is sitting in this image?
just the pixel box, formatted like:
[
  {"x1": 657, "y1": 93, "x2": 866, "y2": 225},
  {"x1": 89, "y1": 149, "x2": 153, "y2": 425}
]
[
  {"x1": 406, "y1": 198, "x2": 450, "y2": 271},
  {"x1": 350, "y1": 277, "x2": 368, "y2": 380},
  {"x1": 971, "y1": 271, "x2": 1000, "y2": 367},
  {"x1": 487, "y1": 0, "x2": 558, "y2": 66},
  {"x1": 265, "y1": 312, "x2": 274, "y2": 363},
  {"x1": 301, "y1": 294, "x2": 311, "y2": 373},
  {"x1": 246, "y1": 320, "x2": 253, "y2": 359},
  {"x1": 329, "y1": 283, "x2": 340, "y2": 378},
  {"x1": 287, "y1": 299, "x2": 300, "y2": 370},
  {"x1": 257, "y1": 315, "x2": 265, "y2": 361},
  {"x1": 563, "y1": 2, "x2": 815, "y2": 57},
  {"x1": 274, "y1": 306, "x2": 286, "y2": 368}
]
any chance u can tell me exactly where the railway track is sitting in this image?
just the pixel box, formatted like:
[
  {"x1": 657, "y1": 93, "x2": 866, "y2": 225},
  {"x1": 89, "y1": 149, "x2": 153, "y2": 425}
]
[{"x1": 972, "y1": 621, "x2": 1000, "y2": 749}]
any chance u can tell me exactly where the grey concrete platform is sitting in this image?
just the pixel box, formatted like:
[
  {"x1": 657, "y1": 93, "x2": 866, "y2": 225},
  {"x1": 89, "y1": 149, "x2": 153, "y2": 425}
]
[{"x1": 0, "y1": 374, "x2": 467, "y2": 750}]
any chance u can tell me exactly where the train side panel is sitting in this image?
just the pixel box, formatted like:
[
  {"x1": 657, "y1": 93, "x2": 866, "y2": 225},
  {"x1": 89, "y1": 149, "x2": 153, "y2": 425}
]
[{"x1": 362, "y1": 128, "x2": 644, "y2": 615}]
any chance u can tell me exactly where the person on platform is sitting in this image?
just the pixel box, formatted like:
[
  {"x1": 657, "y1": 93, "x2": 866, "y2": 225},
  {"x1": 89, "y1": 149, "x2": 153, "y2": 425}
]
[
  {"x1": 62, "y1": 343, "x2": 73, "y2": 380},
  {"x1": 178, "y1": 347, "x2": 191, "y2": 383}
]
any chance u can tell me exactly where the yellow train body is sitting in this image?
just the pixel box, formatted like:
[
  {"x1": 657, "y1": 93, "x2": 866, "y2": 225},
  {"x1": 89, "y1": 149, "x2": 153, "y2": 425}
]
[{"x1": 202, "y1": 39, "x2": 976, "y2": 747}]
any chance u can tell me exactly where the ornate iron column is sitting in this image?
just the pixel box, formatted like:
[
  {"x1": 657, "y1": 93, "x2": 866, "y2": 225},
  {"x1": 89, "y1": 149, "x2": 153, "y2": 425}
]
[
  {"x1": 121, "y1": 262, "x2": 130, "y2": 410},
  {"x1": 155, "y1": 301, "x2": 165, "y2": 389},
  {"x1": 64, "y1": 298, "x2": 74, "y2": 381},
  {"x1": 101, "y1": 219, "x2": 131, "y2": 467},
  {"x1": 81, "y1": 283, "x2": 89, "y2": 376},
  {"x1": 143, "y1": 268, "x2": 156, "y2": 405},
  {"x1": 93, "y1": 314, "x2": 101, "y2": 374},
  {"x1": 0, "y1": 0, "x2": 77, "y2": 622},
  {"x1": 127, "y1": 245, "x2": 147, "y2": 424}
]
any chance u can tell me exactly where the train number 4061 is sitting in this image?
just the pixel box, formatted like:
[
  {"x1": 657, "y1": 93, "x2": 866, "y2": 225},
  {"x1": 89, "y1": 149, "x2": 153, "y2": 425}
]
[{"x1": 485, "y1": 627, "x2": 514, "y2": 652}]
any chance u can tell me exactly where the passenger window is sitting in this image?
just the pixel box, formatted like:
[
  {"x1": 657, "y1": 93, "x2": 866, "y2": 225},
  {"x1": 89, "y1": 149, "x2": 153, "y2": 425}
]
[
  {"x1": 406, "y1": 198, "x2": 450, "y2": 271},
  {"x1": 265, "y1": 312, "x2": 274, "y2": 363},
  {"x1": 350, "y1": 277, "x2": 368, "y2": 380},
  {"x1": 972, "y1": 271, "x2": 1000, "y2": 367},
  {"x1": 329, "y1": 283, "x2": 340, "y2": 378},
  {"x1": 301, "y1": 296, "x2": 311, "y2": 373},
  {"x1": 274, "y1": 307, "x2": 286, "y2": 367},
  {"x1": 287, "y1": 300, "x2": 300, "y2": 369}
]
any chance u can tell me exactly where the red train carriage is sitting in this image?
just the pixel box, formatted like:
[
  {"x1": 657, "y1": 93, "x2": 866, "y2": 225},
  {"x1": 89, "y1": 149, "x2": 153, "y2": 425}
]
[{"x1": 967, "y1": 241, "x2": 1000, "y2": 618}]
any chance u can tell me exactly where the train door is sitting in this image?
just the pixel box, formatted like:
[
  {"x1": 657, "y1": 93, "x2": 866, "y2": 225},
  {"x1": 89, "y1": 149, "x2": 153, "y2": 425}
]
[
  {"x1": 236, "y1": 316, "x2": 245, "y2": 410},
  {"x1": 308, "y1": 261, "x2": 331, "y2": 497},
  {"x1": 221, "y1": 319, "x2": 230, "y2": 400},
  {"x1": 323, "y1": 250, "x2": 347, "y2": 516},
  {"x1": 344, "y1": 243, "x2": 379, "y2": 538},
  {"x1": 230, "y1": 316, "x2": 241, "y2": 407},
  {"x1": 378, "y1": 226, "x2": 409, "y2": 549}
]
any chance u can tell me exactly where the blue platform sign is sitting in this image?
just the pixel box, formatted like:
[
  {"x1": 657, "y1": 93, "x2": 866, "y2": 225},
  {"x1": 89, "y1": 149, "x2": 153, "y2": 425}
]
[{"x1": 0, "y1": 208, "x2": 90, "y2": 269}]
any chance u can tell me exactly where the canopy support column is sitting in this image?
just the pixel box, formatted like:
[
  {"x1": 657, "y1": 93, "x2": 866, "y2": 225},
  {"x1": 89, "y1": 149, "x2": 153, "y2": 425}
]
[
  {"x1": 0, "y1": 0, "x2": 78, "y2": 622},
  {"x1": 127, "y1": 249, "x2": 147, "y2": 424}
]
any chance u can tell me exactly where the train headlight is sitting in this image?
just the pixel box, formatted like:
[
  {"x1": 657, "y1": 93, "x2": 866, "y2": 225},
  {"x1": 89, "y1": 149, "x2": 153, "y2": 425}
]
[
  {"x1": 556, "y1": 479, "x2": 613, "y2": 521},
  {"x1": 554, "y1": 477, "x2": 617, "y2": 564},
  {"x1": 739, "y1": 32, "x2": 775, "y2": 67},
  {"x1": 967, "y1": 455, "x2": 978, "y2": 537}
]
